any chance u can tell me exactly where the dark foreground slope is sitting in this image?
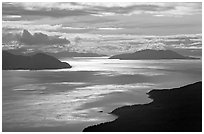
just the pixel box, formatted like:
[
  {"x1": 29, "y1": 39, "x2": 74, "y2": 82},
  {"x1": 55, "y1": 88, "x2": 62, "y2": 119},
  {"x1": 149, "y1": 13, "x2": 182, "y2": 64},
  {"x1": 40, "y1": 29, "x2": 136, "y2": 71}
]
[
  {"x1": 109, "y1": 49, "x2": 199, "y2": 60},
  {"x1": 84, "y1": 81, "x2": 202, "y2": 132},
  {"x1": 3, "y1": 51, "x2": 71, "y2": 70}
]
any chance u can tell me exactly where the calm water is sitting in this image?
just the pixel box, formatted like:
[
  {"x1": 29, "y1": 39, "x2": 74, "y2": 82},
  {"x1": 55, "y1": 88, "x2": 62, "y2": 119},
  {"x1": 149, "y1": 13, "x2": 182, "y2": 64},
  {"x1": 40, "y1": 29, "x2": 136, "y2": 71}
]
[{"x1": 2, "y1": 57, "x2": 202, "y2": 131}]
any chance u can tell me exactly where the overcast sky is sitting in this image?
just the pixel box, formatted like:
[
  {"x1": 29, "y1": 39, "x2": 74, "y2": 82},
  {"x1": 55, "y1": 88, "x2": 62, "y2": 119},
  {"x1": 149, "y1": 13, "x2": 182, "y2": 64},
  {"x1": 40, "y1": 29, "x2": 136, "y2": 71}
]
[{"x1": 2, "y1": 2, "x2": 202, "y2": 56}]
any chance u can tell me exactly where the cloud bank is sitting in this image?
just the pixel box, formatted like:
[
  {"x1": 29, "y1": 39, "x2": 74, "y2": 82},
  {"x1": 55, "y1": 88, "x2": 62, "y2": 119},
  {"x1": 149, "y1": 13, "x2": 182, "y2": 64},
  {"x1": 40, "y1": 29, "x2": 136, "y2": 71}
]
[
  {"x1": 2, "y1": 2, "x2": 201, "y2": 17},
  {"x1": 2, "y1": 2, "x2": 202, "y2": 57}
]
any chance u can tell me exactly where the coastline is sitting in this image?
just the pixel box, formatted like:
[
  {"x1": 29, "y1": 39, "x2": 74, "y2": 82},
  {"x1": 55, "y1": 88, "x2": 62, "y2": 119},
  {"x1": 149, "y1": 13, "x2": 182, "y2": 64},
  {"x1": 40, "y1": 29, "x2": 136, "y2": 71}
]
[{"x1": 83, "y1": 81, "x2": 202, "y2": 132}]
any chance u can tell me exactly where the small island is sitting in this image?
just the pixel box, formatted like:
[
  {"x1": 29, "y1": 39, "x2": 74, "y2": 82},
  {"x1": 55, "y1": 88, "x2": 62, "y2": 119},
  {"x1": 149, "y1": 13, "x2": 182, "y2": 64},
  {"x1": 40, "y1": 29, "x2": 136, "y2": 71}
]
[
  {"x1": 2, "y1": 51, "x2": 72, "y2": 70},
  {"x1": 109, "y1": 49, "x2": 199, "y2": 60}
]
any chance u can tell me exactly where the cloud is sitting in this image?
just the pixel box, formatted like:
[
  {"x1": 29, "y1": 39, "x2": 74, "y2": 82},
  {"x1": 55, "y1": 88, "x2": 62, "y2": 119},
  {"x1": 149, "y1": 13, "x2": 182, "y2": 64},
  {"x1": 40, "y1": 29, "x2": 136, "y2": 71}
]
[
  {"x1": 3, "y1": 21, "x2": 62, "y2": 32},
  {"x1": 2, "y1": 2, "x2": 202, "y2": 57},
  {"x1": 3, "y1": 15, "x2": 21, "y2": 18},
  {"x1": 63, "y1": 26, "x2": 88, "y2": 30},
  {"x1": 2, "y1": 2, "x2": 201, "y2": 18},
  {"x1": 98, "y1": 27, "x2": 123, "y2": 30},
  {"x1": 2, "y1": 29, "x2": 201, "y2": 57},
  {"x1": 2, "y1": 2, "x2": 93, "y2": 18},
  {"x1": 18, "y1": 30, "x2": 70, "y2": 45},
  {"x1": 88, "y1": 2, "x2": 201, "y2": 16},
  {"x1": 2, "y1": 2, "x2": 201, "y2": 37},
  {"x1": 69, "y1": 33, "x2": 202, "y2": 55},
  {"x1": 2, "y1": 41, "x2": 23, "y2": 50}
]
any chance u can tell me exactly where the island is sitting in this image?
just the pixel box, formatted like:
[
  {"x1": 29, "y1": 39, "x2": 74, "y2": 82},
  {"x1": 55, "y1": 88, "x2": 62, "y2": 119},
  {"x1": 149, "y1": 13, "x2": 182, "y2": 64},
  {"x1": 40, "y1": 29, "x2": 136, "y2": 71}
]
[
  {"x1": 84, "y1": 81, "x2": 202, "y2": 132},
  {"x1": 2, "y1": 51, "x2": 72, "y2": 70},
  {"x1": 109, "y1": 49, "x2": 199, "y2": 60}
]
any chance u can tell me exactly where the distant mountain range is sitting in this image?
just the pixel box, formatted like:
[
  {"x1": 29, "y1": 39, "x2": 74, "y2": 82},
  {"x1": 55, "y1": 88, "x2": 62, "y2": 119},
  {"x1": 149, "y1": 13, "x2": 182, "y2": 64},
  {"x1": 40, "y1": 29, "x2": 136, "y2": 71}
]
[
  {"x1": 109, "y1": 49, "x2": 199, "y2": 60},
  {"x1": 2, "y1": 51, "x2": 71, "y2": 70},
  {"x1": 5, "y1": 49, "x2": 106, "y2": 58},
  {"x1": 46, "y1": 51, "x2": 106, "y2": 58}
]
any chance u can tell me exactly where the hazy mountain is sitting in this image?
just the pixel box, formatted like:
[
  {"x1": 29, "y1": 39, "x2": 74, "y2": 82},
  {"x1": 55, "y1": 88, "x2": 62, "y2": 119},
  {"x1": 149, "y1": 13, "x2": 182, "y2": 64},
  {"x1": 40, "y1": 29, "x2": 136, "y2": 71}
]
[
  {"x1": 19, "y1": 29, "x2": 70, "y2": 45},
  {"x1": 2, "y1": 51, "x2": 71, "y2": 70},
  {"x1": 46, "y1": 51, "x2": 106, "y2": 58},
  {"x1": 109, "y1": 49, "x2": 199, "y2": 60},
  {"x1": 4, "y1": 48, "x2": 106, "y2": 58}
]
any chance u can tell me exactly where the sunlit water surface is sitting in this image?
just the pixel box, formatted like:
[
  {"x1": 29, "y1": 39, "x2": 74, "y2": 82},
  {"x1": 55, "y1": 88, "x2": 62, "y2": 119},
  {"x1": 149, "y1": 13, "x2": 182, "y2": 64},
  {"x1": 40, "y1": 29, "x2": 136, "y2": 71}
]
[{"x1": 2, "y1": 57, "x2": 202, "y2": 131}]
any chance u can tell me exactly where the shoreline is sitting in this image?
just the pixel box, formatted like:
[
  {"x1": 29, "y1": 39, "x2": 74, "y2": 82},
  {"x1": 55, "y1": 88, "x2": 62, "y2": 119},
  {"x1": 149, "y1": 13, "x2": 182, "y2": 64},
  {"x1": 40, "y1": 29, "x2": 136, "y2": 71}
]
[{"x1": 83, "y1": 81, "x2": 202, "y2": 132}]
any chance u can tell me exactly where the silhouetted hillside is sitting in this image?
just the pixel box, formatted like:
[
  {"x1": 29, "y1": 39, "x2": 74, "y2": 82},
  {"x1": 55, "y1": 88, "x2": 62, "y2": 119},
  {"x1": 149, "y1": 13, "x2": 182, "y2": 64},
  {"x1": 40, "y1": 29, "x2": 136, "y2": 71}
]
[
  {"x1": 109, "y1": 49, "x2": 199, "y2": 60},
  {"x1": 2, "y1": 51, "x2": 71, "y2": 70},
  {"x1": 84, "y1": 81, "x2": 202, "y2": 132}
]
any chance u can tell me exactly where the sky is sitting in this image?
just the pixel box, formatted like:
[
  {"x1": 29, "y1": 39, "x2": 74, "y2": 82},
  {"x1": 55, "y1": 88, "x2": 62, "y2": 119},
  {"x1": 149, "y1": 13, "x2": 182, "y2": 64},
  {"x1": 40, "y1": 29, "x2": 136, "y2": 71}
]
[{"x1": 2, "y1": 2, "x2": 202, "y2": 56}]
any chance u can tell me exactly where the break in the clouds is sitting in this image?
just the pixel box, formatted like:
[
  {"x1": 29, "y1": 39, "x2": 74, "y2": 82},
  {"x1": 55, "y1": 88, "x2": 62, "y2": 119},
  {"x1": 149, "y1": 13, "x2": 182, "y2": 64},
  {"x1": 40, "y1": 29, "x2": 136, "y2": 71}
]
[{"x1": 2, "y1": 2, "x2": 202, "y2": 56}]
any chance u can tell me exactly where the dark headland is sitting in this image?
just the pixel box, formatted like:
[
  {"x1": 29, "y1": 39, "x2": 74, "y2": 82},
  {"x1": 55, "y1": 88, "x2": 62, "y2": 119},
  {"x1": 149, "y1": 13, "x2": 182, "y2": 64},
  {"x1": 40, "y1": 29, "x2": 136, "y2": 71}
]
[
  {"x1": 109, "y1": 49, "x2": 199, "y2": 60},
  {"x1": 84, "y1": 81, "x2": 202, "y2": 132},
  {"x1": 2, "y1": 51, "x2": 71, "y2": 70}
]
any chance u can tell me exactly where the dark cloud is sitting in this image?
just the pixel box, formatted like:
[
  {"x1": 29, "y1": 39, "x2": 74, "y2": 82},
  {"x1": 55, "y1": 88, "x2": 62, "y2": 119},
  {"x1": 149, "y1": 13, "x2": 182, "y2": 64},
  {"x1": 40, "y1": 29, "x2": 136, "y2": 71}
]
[
  {"x1": 88, "y1": 4, "x2": 175, "y2": 15},
  {"x1": 3, "y1": 2, "x2": 201, "y2": 18},
  {"x1": 19, "y1": 30, "x2": 70, "y2": 45},
  {"x1": 2, "y1": 3, "x2": 93, "y2": 18},
  {"x1": 2, "y1": 32, "x2": 18, "y2": 43}
]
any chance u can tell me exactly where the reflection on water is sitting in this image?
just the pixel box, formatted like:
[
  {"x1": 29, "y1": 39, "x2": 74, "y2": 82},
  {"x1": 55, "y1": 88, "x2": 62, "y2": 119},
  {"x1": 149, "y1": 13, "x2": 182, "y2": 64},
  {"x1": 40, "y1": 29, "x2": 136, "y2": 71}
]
[{"x1": 2, "y1": 57, "x2": 202, "y2": 131}]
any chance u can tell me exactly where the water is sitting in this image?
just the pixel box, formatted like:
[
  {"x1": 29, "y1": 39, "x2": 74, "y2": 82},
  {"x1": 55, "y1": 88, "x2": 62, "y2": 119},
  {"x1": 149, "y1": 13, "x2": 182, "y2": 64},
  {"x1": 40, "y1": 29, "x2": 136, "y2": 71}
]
[{"x1": 2, "y1": 57, "x2": 202, "y2": 131}]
